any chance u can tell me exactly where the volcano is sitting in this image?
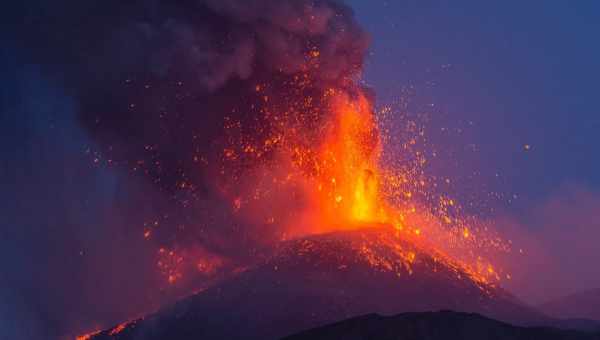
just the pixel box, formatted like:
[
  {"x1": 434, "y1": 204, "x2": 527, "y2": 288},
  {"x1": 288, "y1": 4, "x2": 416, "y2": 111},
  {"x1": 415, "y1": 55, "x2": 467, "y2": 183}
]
[{"x1": 86, "y1": 226, "x2": 546, "y2": 340}]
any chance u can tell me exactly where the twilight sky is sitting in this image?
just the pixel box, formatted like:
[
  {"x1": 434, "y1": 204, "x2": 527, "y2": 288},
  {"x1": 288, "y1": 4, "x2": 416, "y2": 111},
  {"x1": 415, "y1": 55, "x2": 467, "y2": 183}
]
[
  {"x1": 346, "y1": 0, "x2": 600, "y2": 302},
  {"x1": 349, "y1": 0, "x2": 600, "y2": 209}
]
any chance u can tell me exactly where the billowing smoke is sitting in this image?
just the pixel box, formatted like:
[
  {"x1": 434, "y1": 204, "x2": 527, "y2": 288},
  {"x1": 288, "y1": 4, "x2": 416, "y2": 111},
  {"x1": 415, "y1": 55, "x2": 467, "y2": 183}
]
[
  {"x1": 62, "y1": 0, "x2": 371, "y2": 268},
  {"x1": 2, "y1": 1, "x2": 370, "y2": 338}
]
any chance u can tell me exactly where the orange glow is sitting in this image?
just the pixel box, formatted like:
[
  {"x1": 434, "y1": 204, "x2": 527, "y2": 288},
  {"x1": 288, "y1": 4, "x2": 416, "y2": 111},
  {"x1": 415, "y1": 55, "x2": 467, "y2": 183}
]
[
  {"x1": 109, "y1": 322, "x2": 128, "y2": 336},
  {"x1": 302, "y1": 92, "x2": 384, "y2": 229},
  {"x1": 215, "y1": 82, "x2": 510, "y2": 287},
  {"x1": 76, "y1": 330, "x2": 100, "y2": 340}
]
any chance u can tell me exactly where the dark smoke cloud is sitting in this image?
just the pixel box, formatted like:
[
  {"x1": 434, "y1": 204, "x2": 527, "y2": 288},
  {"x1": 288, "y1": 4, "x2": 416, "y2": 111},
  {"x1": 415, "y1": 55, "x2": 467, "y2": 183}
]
[
  {"x1": 2, "y1": 1, "x2": 369, "y2": 338},
  {"x1": 21, "y1": 0, "x2": 367, "y2": 85},
  {"x1": 14, "y1": 0, "x2": 369, "y2": 196}
]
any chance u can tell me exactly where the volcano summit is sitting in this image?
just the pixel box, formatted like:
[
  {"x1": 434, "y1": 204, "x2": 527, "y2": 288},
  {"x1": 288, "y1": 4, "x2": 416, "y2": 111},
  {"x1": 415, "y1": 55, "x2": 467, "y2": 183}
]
[{"x1": 86, "y1": 226, "x2": 544, "y2": 340}]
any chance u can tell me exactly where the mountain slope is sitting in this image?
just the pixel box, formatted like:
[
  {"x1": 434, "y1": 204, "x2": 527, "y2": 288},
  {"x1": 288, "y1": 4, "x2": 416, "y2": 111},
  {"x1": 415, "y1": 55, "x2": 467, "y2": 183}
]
[{"x1": 88, "y1": 228, "x2": 546, "y2": 340}]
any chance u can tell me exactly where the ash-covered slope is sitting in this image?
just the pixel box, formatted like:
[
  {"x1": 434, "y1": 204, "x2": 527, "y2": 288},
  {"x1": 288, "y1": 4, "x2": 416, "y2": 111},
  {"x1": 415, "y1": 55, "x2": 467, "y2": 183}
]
[
  {"x1": 89, "y1": 228, "x2": 545, "y2": 340},
  {"x1": 283, "y1": 310, "x2": 600, "y2": 340}
]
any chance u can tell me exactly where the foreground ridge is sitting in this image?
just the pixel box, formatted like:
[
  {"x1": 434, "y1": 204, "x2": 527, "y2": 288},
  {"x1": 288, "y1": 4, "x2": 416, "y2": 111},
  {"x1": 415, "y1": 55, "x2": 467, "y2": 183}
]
[{"x1": 283, "y1": 310, "x2": 600, "y2": 340}]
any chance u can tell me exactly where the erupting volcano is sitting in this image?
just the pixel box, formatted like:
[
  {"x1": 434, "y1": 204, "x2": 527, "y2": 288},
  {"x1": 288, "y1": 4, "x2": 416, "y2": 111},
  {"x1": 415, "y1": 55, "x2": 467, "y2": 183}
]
[{"x1": 64, "y1": 0, "x2": 537, "y2": 339}]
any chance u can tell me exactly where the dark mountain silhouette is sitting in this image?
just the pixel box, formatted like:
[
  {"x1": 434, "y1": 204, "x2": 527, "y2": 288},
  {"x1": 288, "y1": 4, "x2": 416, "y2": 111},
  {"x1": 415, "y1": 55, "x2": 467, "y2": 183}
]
[
  {"x1": 540, "y1": 289, "x2": 600, "y2": 321},
  {"x1": 88, "y1": 228, "x2": 550, "y2": 340},
  {"x1": 283, "y1": 310, "x2": 600, "y2": 340}
]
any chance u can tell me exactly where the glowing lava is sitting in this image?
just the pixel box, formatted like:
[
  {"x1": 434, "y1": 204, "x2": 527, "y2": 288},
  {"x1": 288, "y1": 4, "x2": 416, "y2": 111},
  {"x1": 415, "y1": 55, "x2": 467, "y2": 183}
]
[
  {"x1": 295, "y1": 90, "x2": 385, "y2": 231},
  {"x1": 76, "y1": 330, "x2": 101, "y2": 340},
  {"x1": 215, "y1": 80, "x2": 509, "y2": 288}
]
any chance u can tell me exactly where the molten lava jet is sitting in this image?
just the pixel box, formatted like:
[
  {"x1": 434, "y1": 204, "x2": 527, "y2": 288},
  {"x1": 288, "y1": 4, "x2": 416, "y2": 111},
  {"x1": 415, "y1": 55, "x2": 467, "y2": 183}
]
[{"x1": 215, "y1": 82, "x2": 506, "y2": 287}]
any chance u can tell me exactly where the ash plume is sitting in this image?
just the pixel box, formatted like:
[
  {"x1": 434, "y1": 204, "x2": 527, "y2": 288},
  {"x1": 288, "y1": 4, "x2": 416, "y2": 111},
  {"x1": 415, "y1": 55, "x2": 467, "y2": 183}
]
[
  {"x1": 20, "y1": 0, "x2": 371, "y2": 218},
  {"x1": 2, "y1": 0, "x2": 370, "y2": 338},
  {"x1": 64, "y1": 0, "x2": 371, "y2": 261},
  {"x1": 12, "y1": 0, "x2": 371, "y2": 245}
]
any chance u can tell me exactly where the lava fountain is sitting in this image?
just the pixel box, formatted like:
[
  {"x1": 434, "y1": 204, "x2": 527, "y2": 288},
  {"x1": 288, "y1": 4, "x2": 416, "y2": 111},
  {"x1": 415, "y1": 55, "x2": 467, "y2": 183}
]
[{"x1": 215, "y1": 78, "x2": 505, "y2": 287}]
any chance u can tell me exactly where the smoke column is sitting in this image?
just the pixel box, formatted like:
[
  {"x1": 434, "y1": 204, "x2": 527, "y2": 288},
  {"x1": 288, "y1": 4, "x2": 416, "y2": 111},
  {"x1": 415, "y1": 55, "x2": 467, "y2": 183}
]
[{"x1": 1, "y1": 1, "x2": 370, "y2": 338}]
